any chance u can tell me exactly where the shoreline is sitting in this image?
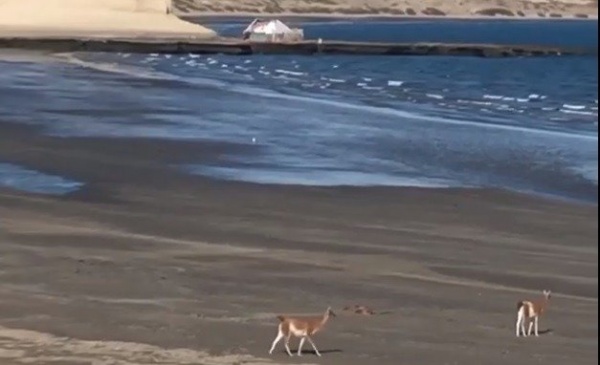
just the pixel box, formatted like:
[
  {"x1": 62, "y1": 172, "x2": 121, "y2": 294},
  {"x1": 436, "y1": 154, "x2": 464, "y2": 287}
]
[{"x1": 0, "y1": 120, "x2": 596, "y2": 211}]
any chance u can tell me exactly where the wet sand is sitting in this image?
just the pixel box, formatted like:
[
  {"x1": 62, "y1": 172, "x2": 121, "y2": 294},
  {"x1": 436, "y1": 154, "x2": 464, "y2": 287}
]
[{"x1": 0, "y1": 121, "x2": 597, "y2": 365}]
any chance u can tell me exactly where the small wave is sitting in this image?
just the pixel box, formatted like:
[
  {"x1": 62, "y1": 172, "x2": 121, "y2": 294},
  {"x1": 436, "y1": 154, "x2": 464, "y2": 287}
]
[
  {"x1": 58, "y1": 54, "x2": 179, "y2": 81},
  {"x1": 483, "y1": 94, "x2": 504, "y2": 100},
  {"x1": 562, "y1": 104, "x2": 587, "y2": 110},
  {"x1": 458, "y1": 99, "x2": 493, "y2": 106},
  {"x1": 357, "y1": 82, "x2": 383, "y2": 91},
  {"x1": 322, "y1": 77, "x2": 346, "y2": 83},
  {"x1": 224, "y1": 83, "x2": 596, "y2": 141},
  {"x1": 186, "y1": 165, "x2": 457, "y2": 189},
  {"x1": 0, "y1": 163, "x2": 83, "y2": 195},
  {"x1": 570, "y1": 163, "x2": 599, "y2": 184},
  {"x1": 275, "y1": 69, "x2": 305, "y2": 77},
  {"x1": 560, "y1": 109, "x2": 596, "y2": 116},
  {"x1": 387, "y1": 80, "x2": 404, "y2": 87},
  {"x1": 426, "y1": 93, "x2": 444, "y2": 100},
  {"x1": 528, "y1": 94, "x2": 547, "y2": 100}
]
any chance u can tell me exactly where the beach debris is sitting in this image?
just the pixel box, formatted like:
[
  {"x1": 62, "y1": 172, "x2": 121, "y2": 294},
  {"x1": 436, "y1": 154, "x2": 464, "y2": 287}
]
[{"x1": 342, "y1": 304, "x2": 375, "y2": 316}]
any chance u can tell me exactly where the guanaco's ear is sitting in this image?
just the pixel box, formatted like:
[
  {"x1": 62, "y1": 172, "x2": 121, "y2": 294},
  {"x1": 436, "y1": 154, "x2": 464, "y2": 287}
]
[{"x1": 327, "y1": 306, "x2": 336, "y2": 317}]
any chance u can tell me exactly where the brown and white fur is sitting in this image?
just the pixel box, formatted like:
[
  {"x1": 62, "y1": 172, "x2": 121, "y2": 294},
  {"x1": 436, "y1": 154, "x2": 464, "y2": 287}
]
[
  {"x1": 268, "y1": 306, "x2": 336, "y2": 357},
  {"x1": 516, "y1": 290, "x2": 552, "y2": 337}
]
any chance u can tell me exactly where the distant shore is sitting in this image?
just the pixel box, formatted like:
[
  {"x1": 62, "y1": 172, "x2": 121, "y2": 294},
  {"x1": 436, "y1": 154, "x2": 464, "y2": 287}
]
[
  {"x1": 181, "y1": 11, "x2": 599, "y2": 22},
  {"x1": 173, "y1": 0, "x2": 598, "y2": 22}
]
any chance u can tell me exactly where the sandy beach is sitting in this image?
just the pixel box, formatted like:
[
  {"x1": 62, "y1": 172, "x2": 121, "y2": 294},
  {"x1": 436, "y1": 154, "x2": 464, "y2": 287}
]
[
  {"x1": 0, "y1": 0, "x2": 216, "y2": 38},
  {"x1": 0, "y1": 120, "x2": 597, "y2": 365}
]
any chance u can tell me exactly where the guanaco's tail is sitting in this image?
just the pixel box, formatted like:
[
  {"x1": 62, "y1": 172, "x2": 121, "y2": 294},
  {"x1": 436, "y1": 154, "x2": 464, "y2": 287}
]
[
  {"x1": 276, "y1": 315, "x2": 286, "y2": 322},
  {"x1": 516, "y1": 301, "x2": 525, "y2": 311}
]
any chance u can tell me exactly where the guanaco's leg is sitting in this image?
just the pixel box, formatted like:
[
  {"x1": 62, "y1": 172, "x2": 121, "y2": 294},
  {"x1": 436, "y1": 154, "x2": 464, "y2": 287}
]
[
  {"x1": 306, "y1": 336, "x2": 321, "y2": 357},
  {"x1": 297, "y1": 337, "x2": 306, "y2": 356},
  {"x1": 284, "y1": 334, "x2": 293, "y2": 356},
  {"x1": 268, "y1": 330, "x2": 284, "y2": 355}
]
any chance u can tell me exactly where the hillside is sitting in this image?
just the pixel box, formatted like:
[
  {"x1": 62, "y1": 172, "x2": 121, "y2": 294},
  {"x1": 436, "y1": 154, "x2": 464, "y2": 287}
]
[{"x1": 174, "y1": 0, "x2": 598, "y2": 19}]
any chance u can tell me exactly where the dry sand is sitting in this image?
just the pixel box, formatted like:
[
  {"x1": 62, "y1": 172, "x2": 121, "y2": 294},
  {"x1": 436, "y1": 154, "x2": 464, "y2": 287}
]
[
  {"x1": 175, "y1": 0, "x2": 598, "y2": 19},
  {"x1": 0, "y1": 120, "x2": 597, "y2": 365},
  {"x1": 0, "y1": 0, "x2": 216, "y2": 38}
]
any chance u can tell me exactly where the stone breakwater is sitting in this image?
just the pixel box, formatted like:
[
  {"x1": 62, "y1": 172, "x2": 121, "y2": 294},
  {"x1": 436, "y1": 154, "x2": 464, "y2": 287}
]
[{"x1": 0, "y1": 37, "x2": 595, "y2": 57}]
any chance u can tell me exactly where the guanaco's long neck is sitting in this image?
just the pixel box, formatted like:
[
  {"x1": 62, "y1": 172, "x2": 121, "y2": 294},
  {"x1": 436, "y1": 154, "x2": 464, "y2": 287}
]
[
  {"x1": 540, "y1": 296, "x2": 550, "y2": 313},
  {"x1": 320, "y1": 313, "x2": 330, "y2": 326}
]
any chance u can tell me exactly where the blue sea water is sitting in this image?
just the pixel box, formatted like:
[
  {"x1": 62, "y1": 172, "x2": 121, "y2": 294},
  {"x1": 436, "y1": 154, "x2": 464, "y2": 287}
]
[{"x1": 0, "y1": 20, "x2": 597, "y2": 203}]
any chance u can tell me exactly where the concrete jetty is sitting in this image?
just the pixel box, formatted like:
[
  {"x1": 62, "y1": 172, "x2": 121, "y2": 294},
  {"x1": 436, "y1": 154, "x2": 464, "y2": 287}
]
[{"x1": 0, "y1": 36, "x2": 595, "y2": 57}]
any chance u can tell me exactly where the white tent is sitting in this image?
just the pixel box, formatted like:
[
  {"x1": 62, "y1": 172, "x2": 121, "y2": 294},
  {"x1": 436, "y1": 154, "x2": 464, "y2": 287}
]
[{"x1": 243, "y1": 19, "x2": 293, "y2": 35}]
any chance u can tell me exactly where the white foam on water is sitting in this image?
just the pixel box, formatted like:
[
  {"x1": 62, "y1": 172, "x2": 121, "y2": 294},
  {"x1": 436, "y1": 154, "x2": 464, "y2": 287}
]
[
  {"x1": 60, "y1": 55, "x2": 179, "y2": 81},
  {"x1": 528, "y1": 94, "x2": 547, "y2": 100},
  {"x1": 483, "y1": 94, "x2": 504, "y2": 100},
  {"x1": 560, "y1": 109, "x2": 596, "y2": 116},
  {"x1": 326, "y1": 78, "x2": 346, "y2": 83},
  {"x1": 426, "y1": 93, "x2": 444, "y2": 100},
  {"x1": 225, "y1": 83, "x2": 597, "y2": 142},
  {"x1": 517, "y1": 98, "x2": 529, "y2": 103},
  {"x1": 275, "y1": 69, "x2": 305, "y2": 77},
  {"x1": 569, "y1": 163, "x2": 599, "y2": 184},
  {"x1": 188, "y1": 165, "x2": 458, "y2": 189},
  {"x1": 562, "y1": 104, "x2": 587, "y2": 110},
  {"x1": 387, "y1": 80, "x2": 404, "y2": 87},
  {"x1": 458, "y1": 99, "x2": 493, "y2": 106},
  {"x1": 0, "y1": 163, "x2": 83, "y2": 195}
]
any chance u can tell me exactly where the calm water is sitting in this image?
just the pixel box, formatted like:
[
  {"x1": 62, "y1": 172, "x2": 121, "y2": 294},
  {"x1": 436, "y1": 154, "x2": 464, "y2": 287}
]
[{"x1": 0, "y1": 20, "x2": 597, "y2": 203}]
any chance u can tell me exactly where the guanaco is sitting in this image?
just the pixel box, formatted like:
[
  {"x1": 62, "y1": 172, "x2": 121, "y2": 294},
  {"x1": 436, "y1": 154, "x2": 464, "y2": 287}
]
[
  {"x1": 268, "y1": 306, "x2": 336, "y2": 357},
  {"x1": 516, "y1": 289, "x2": 552, "y2": 337}
]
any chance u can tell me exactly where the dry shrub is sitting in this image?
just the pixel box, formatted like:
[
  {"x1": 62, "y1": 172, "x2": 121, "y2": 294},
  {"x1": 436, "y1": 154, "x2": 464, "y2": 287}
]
[
  {"x1": 422, "y1": 7, "x2": 446, "y2": 16},
  {"x1": 475, "y1": 8, "x2": 515, "y2": 16}
]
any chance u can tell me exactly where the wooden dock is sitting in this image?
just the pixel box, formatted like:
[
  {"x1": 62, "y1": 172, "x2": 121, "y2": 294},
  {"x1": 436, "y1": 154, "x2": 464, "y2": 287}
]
[{"x1": 0, "y1": 36, "x2": 595, "y2": 57}]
